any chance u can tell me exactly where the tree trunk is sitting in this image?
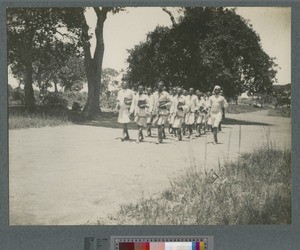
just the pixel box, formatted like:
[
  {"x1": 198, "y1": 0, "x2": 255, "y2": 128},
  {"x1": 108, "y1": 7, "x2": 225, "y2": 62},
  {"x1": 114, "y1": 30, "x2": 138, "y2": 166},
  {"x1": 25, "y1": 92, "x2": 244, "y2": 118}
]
[
  {"x1": 22, "y1": 26, "x2": 35, "y2": 108},
  {"x1": 83, "y1": 8, "x2": 108, "y2": 115},
  {"x1": 24, "y1": 59, "x2": 35, "y2": 108},
  {"x1": 54, "y1": 81, "x2": 58, "y2": 93}
]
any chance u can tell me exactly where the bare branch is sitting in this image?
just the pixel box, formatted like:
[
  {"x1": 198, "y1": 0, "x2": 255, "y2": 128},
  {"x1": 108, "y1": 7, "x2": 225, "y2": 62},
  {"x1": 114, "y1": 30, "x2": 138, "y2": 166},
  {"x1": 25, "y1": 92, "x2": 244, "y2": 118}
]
[{"x1": 162, "y1": 7, "x2": 176, "y2": 26}]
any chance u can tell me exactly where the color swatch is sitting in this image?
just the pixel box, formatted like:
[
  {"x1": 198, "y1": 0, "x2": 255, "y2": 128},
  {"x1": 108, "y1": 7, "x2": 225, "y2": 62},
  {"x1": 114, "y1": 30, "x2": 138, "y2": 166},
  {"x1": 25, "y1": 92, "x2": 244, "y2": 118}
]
[{"x1": 118, "y1": 241, "x2": 206, "y2": 250}]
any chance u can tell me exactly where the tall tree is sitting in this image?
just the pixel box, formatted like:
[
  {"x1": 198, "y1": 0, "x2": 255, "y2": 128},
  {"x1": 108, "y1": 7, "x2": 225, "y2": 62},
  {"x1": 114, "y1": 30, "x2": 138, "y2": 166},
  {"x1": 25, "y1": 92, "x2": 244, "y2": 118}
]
[
  {"x1": 125, "y1": 7, "x2": 277, "y2": 101},
  {"x1": 63, "y1": 7, "x2": 125, "y2": 115},
  {"x1": 7, "y1": 8, "x2": 79, "y2": 107}
]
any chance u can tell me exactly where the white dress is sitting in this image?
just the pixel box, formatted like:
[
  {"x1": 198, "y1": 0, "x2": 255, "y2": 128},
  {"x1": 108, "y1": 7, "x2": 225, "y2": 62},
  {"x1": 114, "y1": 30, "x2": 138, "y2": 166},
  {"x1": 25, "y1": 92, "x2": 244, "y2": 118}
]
[
  {"x1": 152, "y1": 91, "x2": 171, "y2": 126},
  {"x1": 117, "y1": 89, "x2": 135, "y2": 124},
  {"x1": 130, "y1": 93, "x2": 149, "y2": 127},
  {"x1": 209, "y1": 95, "x2": 228, "y2": 127},
  {"x1": 185, "y1": 94, "x2": 198, "y2": 125},
  {"x1": 171, "y1": 95, "x2": 188, "y2": 128}
]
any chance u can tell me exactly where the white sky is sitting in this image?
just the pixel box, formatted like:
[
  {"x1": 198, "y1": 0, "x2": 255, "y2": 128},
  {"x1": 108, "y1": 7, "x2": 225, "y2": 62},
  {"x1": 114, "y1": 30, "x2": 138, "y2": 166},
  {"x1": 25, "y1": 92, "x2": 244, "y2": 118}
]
[{"x1": 86, "y1": 7, "x2": 291, "y2": 85}]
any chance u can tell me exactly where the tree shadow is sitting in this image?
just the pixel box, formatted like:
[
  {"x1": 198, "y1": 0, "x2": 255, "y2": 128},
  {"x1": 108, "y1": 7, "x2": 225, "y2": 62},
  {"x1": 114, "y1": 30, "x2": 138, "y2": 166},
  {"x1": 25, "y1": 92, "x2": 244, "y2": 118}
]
[
  {"x1": 71, "y1": 111, "x2": 273, "y2": 129},
  {"x1": 222, "y1": 118, "x2": 272, "y2": 126},
  {"x1": 71, "y1": 111, "x2": 137, "y2": 130}
]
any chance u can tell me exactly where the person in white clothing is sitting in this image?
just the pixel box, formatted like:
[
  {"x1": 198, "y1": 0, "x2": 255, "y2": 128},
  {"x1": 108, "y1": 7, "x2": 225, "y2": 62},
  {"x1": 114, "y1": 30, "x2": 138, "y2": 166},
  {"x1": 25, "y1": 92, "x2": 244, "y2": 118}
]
[
  {"x1": 130, "y1": 85, "x2": 149, "y2": 143},
  {"x1": 116, "y1": 81, "x2": 135, "y2": 141},
  {"x1": 209, "y1": 85, "x2": 228, "y2": 144},
  {"x1": 185, "y1": 88, "x2": 198, "y2": 139},
  {"x1": 168, "y1": 87, "x2": 178, "y2": 135},
  {"x1": 205, "y1": 91, "x2": 212, "y2": 133},
  {"x1": 145, "y1": 87, "x2": 154, "y2": 137},
  {"x1": 152, "y1": 81, "x2": 172, "y2": 144},
  {"x1": 170, "y1": 87, "x2": 188, "y2": 141},
  {"x1": 195, "y1": 90, "x2": 207, "y2": 137}
]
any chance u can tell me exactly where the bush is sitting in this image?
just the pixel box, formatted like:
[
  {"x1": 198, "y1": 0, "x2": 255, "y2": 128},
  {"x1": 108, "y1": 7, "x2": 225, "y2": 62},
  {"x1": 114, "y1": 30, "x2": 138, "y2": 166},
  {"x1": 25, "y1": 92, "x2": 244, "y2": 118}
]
[
  {"x1": 41, "y1": 92, "x2": 68, "y2": 107},
  {"x1": 62, "y1": 91, "x2": 87, "y2": 110}
]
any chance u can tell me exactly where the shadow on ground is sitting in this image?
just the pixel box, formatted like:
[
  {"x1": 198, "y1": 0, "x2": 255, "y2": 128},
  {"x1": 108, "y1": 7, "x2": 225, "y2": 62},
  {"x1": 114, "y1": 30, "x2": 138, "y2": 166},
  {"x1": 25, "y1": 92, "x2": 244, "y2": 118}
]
[
  {"x1": 72, "y1": 111, "x2": 272, "y2": 129},
  {"x1": 222, "y1": 118, "x2": 272, "y2": 126}
]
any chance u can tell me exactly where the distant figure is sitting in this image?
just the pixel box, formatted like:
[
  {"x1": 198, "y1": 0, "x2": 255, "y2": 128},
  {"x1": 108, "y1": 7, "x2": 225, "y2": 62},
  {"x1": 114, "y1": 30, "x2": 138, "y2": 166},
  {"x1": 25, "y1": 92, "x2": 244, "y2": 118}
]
[
  {"x1": 209, "y1": 85, "x2": 228, "y2": 144},
  {"x1": 170, "y1": 87, "x2": 187, "y2": 141},
  {"x1": 152, "y1": 81, "x2": 171, "y2": 144},
  {"x1": 146, "y1": 87, "x2": 154, "y2": 137},
  {"x1": 195, "y1": 90, "x2": 206, "y2": 137},
  {"x1": 185, "y1": 88, "x2": 198, "y2": 139},
  {"x1": 168, "y1": 86, "x2": 178, "y2": 135},
  {"x1": 205, "y1": 91, "x2": 212, "y2": 133},
  {"x1": 218, "y1": 89, "x2": 225, "y2": 132},
  {"x1": 130, "y1": 85, "x2": 149, "y2": 143},
  {"x1": 116, "y1": 81, "x2": 135, "y2": 141},
  {"x1": 182, "y1": 89, "x2": 188, "y2": 135}
]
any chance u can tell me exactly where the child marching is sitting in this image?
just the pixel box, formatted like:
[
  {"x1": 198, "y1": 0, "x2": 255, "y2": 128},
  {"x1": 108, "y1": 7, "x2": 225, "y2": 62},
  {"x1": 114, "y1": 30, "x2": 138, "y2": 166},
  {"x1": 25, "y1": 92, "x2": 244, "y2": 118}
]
[
  {"x1": 185, "y1": 88, "x2": 198, "y2": 139},
  {"x1": 152, "y1": 81, "x2": 172, "y2": 144},
  {"x1": 146, "y1": 87, "x2": 154, "y2": 137},
  {"x1": 170, "y1": 87, "x2": 187, "y2": 141},
  {"x1": 130, "y1": 85, "x2": 149, "y2": 143},
  {"x1": 116, "y1": 81, "x2": 135, "y2": 141},
  {"x1": 209, "y1": 85, "x2": 228, "y2": 144},
  {"x1": 195, "y1": 90, "x2": 207, "y2": 137}
]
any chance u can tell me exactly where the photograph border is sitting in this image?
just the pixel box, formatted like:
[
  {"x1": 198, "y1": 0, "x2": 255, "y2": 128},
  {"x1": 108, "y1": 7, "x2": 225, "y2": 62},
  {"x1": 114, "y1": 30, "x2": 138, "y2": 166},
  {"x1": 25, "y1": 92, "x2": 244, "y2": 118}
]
[{"x1": 1, "y1": 0, "x2": 299, "y2": 249}]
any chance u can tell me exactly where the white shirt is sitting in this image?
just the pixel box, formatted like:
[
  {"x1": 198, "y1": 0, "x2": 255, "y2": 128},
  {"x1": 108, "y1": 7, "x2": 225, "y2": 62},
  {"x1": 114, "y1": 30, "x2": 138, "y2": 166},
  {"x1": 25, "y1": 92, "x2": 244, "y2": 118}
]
[
  {"x1": 209, "y1": 95, "x2": 228, "y2": 114},
  {"x1": 130, "y1": 93, "x2": 149, "y2": 117},
  {"x1": 117, "y1": 89, "x2": 135, "y2": 110},
  {"x1": 152, "y1": 91, "x2": 171, "y2": 115},
  {"x1": 185, "y1": 94, "x2": 198, "y2": 112}
]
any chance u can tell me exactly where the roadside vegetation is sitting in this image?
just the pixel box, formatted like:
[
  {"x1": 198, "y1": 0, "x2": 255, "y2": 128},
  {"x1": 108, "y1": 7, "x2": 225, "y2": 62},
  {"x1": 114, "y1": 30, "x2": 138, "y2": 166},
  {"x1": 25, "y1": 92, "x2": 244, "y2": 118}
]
[{"x1": 109, "y1": 144, "x2": 291, "y2": 225}]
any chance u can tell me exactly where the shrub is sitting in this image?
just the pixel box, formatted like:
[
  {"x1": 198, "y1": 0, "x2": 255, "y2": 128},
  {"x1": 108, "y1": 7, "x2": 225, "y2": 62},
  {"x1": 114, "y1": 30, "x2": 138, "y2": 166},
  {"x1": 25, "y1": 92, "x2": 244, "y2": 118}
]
[{"x1": 41, "y1": 92, "x2": 68, "y2": 107}]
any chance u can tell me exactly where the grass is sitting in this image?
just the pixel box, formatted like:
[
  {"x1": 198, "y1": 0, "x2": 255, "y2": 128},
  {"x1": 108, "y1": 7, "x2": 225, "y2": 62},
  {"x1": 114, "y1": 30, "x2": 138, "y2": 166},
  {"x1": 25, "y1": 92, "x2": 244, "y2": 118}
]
[
  {"x1": 268, "y1": 107, "x2": 291, "y2": 118},
  {"x1": 9, "y1": 112, "x2": 71, "y2": 129},
  {"x1": 226, "y1": 103, "x2": 265, "y2": 114},
  {"x1": 111, "y1": 145, "x2": 291, "y2": 225}
]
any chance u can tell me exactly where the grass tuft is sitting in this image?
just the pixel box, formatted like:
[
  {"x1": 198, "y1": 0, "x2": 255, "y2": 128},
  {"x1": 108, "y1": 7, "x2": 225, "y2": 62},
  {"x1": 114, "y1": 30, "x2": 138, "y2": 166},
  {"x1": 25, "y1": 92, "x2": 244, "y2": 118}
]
[
  {"x1": 9, "y1": 112, "x2": 71, "y2": 129},
  {"x1": 112, "y1": 146, "x2": 291, "y2": 225},
  {"x1": 268, "y1": 107, "x2": 291, "y2": 118}
]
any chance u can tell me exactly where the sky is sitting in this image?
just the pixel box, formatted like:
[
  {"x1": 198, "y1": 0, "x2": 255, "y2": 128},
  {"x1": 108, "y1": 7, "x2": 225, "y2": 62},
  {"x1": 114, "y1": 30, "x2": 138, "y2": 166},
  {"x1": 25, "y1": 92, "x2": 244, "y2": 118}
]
[
  {"x1": 8, "y1": 7, "x2": 291, "y2": 88},
  {"x1": 86, "y1": 7, "x2": 291, "y2": 85}
]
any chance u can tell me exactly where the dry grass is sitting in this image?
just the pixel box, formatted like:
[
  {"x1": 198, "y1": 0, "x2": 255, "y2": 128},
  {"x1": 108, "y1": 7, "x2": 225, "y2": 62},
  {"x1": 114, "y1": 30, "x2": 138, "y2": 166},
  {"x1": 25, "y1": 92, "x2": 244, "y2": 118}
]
[
  {"x1": 268, "y1": 107, "x2": 291, "y2": 118},
  {"x1": 112, "y1": 145, "x2": 291, "y2": 225},
  {"x1": 226, "y1": 104, "x2": 264, "y2": 114},
  {"x1": 9, "y1": 113, "x2": 71, "y2": 129}
]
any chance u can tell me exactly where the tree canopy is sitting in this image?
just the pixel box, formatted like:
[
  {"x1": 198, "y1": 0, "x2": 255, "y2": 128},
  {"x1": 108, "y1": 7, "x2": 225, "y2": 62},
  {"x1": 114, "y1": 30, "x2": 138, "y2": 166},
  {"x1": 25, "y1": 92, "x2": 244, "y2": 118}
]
[
  {"x1": 125, "y1": 7, "x2": 277, "y2": 100},
  {"x1": 7, "y1": 8, "x2": 81, "y2": 106}
]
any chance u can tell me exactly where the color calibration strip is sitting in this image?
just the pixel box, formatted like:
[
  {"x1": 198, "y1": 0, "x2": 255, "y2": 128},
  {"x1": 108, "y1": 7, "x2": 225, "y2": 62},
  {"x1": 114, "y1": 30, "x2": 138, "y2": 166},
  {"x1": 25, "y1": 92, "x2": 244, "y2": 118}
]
[{"x1": 112, "y1": 237, "x2": 211, "y2": 250}]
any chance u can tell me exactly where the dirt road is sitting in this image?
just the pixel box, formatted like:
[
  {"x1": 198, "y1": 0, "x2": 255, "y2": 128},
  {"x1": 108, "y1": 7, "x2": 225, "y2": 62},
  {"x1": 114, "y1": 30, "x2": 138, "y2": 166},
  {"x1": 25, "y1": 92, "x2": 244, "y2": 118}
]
[{"x1": 9, "y1": 111, "x2": 291, "y2": 225}]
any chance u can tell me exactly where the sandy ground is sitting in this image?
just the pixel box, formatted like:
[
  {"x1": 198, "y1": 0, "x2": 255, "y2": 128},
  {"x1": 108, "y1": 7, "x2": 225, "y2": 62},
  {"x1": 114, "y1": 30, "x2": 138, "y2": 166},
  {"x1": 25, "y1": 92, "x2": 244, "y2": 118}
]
[{"x1": 9, "y1": 110, "x2": 291, "y2": 225}]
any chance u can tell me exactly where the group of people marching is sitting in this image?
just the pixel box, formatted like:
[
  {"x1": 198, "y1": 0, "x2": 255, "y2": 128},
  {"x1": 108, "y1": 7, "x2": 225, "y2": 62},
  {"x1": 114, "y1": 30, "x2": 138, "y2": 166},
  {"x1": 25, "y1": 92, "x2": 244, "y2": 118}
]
[{"x1": 115, "y1": 81, "x2": 228, "y2": 144}]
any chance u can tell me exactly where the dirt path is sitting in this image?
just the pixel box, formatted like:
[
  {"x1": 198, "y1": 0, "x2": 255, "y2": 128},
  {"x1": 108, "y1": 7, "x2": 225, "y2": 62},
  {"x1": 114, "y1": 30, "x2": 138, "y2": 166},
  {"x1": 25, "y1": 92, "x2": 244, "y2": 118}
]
[{"x1": 9, "y1": 111, "x2": 291, "y2": 225}]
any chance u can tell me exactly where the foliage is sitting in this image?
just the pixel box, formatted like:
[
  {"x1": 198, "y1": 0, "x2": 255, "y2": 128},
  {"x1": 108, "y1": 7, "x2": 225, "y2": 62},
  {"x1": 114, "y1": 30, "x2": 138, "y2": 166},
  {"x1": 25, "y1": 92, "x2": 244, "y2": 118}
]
[
  {"x1": 112, "y1": 146, "x2": 291, "y2": 225},
  {"x1": 101, "y1": 68, "x2": 120, "y2": 93},
  {"x1": 272, "y1": 84, "x2": 291, "y2": 108},
  {"x1": 10, "y1": 87, "x2": 25, "y2": 105},
  {"x1": 60, "y1": 7, "x2": 126, "y2": 115},
  {"x1": 57, "y1": 55, "x2": 86, "y2": 91},
  {"x1": 125, "y1": 7, "x2": 277, "y2": 100},
  {"x1": 7, "y1": 8, "x2": 82, "y2": 106},
  {"x1": 100, "y1": 90, "x2": 119, "y2": 110},
  {"x1": 40, "y1": 92, "x2": 68, "y2": 107}
]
